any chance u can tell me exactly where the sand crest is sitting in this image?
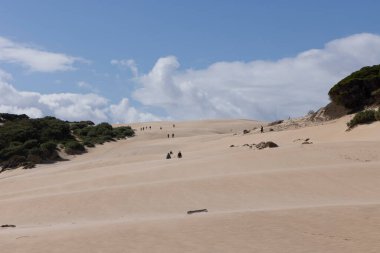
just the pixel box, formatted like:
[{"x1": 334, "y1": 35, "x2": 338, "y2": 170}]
[{"x1": 1, "y1": 117, "x2": 380, "y2": 252}]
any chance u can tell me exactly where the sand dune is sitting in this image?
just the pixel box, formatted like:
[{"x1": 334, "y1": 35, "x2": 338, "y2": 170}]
[{"x1": 1, "y1": 117, "x2": 380, "y2": 252}]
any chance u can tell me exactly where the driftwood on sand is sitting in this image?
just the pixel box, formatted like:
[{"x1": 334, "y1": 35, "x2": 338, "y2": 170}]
[
  {"x1": 187, "y1": 209, "x2": 208, "y2": 215},
  {"x1": 1, "y1": 224, "x2": 16, "y2": 228}
]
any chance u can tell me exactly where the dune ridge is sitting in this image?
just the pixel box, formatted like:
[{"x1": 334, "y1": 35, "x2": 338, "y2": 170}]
[{"x1": 1, "y1": 117, "x2": 380, "y2": 252}]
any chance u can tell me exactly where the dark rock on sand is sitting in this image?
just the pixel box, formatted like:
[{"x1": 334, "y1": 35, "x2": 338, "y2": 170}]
[{"x1": 256, "y1": 141, "x2": 279, "y2": 150}]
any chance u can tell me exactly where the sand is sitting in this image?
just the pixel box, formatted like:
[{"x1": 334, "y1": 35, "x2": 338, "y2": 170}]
[{"x1": 1, "y1": 116, "x2": 380, "y2": 252}]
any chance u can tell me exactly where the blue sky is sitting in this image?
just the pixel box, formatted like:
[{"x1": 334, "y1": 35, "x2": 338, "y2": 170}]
[{"x1": 0, "y1": 0, "x2": 380, "y2": 122}]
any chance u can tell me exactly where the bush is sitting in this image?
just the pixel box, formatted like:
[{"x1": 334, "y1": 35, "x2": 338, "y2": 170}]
[
  {"x1": 0, "y1": 113, "x2": 135, "y2": 171},
  {"x1": 0, "y1": 142, "x2": 26, "y2": 160},
  {"x1": 329, "y1": 65, "x2": 380, "y2": 111},
  {"x1": 83, "y1": 140, "x2": 95, "y2": 147},
  {"x1": 64, "y1": 141, "x2": 85, "y2": 155},
  {"x1": 1, "y1": 155, "x2": 27, "y2": 169},
  {"x1": 0, "y1": 113, "x2": 29, "y2": 123},
  {"x1": 375, "y1": 109, "x2": 380, "y2": 121},
  {"x1": 28, "y1": 147, "x2": 42, "y2": 156},
  {"x1": 40, "y1": 142, "x2": 58, "y2": 159},
  {"x1": 113, "y1": 126, "x2": 135, "y2": 138},
  {"x1": 40, "y1": 142, "x2": 57, "y2": 152},
  {"x1": 69, "y1": 121, "x2": 95, "y2": 131},
  {"x1": 347, "y1": 110, "x2": 376, "y2": 128},
  {"x1": 23, "y1": 139, "x2": 39, "y2": 149},
  {"x1": 74, "y1": 124, "x2": 134, "y2": 145},
  {"x1": 27, "y1": 154, "x2": 42, "y2": 164}
]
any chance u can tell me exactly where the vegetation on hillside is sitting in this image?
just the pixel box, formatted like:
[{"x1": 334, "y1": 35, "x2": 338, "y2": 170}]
[
  {"x1": 70, "y1": 122, "x2": 134, "y2": 147},
  {"x1": 0, "y1": 114, "x2": 135, "y2": 172},
  {"x1": 328, "y1": 64, "x2": 380, "y2": 111},
  {"x1": 346, "y1": 109, "x2": 378, "y2": 129}
]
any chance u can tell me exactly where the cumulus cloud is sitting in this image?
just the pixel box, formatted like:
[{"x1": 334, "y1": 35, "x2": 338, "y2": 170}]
[
  {"x1": 0, "y1": 68, "x2": 13, "y2": 81},
  {"x1": 0, "y1": 36, "x2": 84, "y2": 72},
  {"x1": 111, "y1": 59, "x2": 139, "y2": 77},
  {"x1": 0, "y1": 73, "x2": 158, "y2": 123},
  {"x1": 2, "y1": 33, "x2": 380, "y2": 123},
  {"x1": 133, "y1": 33, "x2": 380, "y2": 120},
  {"x1": 108, "y1": 98, "x2": 161, "y2": 123}
]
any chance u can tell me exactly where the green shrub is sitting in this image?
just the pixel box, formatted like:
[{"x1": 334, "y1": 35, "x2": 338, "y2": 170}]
[
  {"x1": 371, "y1": 88, "x2": 380, "y2": 100},
  {"x1": 64, "y1": 141, "x2": 85, "y2": 155},
  {"x1": 375, "y1": 109, "x2": 380, "y2": 121},
  {"x1": 40, "y1": 142, "x2": 57, "y2": 152},
  {"x1": 9, "y1": 141, "x2": 23, "y2": 148},
  {"x1": 83, "y1": 140, "x2": 95, "y2": 147},
  {"x1": 27, "y1": 154, "x2": 42, "y2": 164},
  {"x1": 69, "y1": 121, "x2": 95, "y2": 131},
  {"x1": 0, "y1": 143, "x2": 26, "y2": 160},
  {"x1": 28, "y1": 147, "x2": 42, "y2": 156},
  {"x1": 1, "y1": 155, "x2": 27, "y2": 169},
  {"x1": 0, "y1": 113, "x2": 29, "y2": 122},
  {"x1": 73, "y1": 123, "x2": 134, "y2": 145},
  {"x1": 23, "y1": 139, "x2": 39, "y2": 149},
  {"x1": 347, "y1": 110, "x2": 376, "y2": 128},
  {"x1": 0, "y1": 113, "x2": 135, "y2": 171},
  {"x1": 329, "y1": 65, "x2": 380, "y2": 111},
  {"x1": 38, "y1": 117, "x2": 71, "y2": 143},
  {"x1": 113, "y1": 126, "x2": 135, "y2": 138},
  {"x1": 40, "y1": 142, "x2": 58, "y2": 159}
]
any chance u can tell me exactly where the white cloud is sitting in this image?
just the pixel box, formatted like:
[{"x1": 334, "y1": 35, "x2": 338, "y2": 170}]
[
  {"x1": 0, "y1": 105, "x2": 43, "y2": 118},
  {"x1": 2, "y1": 33, "x2": 380, "y2": 123},
  {"x1": 0, "y1": 75, "x2": 157, "y2": 123},
  {"x1": 0, "y1": 68, "x2": 13, "y2": 81},
  {"x1": 0, "y1": 36, "x2": 84, "y2": 72},
  {"x1": 77, "y1": 81, "x2": 99, "y2": 93},
  {"x1": 108, "y1": 98, "x2": 161, "y2": 123},
  {"x1": 111, "y1": 59, "x2": 139, "y2": 77},
  {"x1": 133, "y1": 33, "x2": 380, "y2": 120}
]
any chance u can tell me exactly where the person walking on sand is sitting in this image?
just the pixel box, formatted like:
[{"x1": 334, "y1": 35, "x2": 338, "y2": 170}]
[
  {"x1": 167, "y1": 134, "x2": 170, "y2": 138},
  {"x1": 172, "y1": 133, "x2": 175, "y2": 138},
  {"x1": 166, "y1": 153, "x2": 171, "y2": 159},
  {"x1": 260, "y1": 126, "x2": 264, "y2": 133},
  {"x1": 177, "y1": 151, "x2": 182, "y2": 158}
]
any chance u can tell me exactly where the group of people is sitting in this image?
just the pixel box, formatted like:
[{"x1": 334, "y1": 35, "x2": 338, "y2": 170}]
[
  {"x1": 166, "y1": 151, "x2": 182, "y2": 159},
  {"x1": 167, "y1": 133, "x2": 175, "y2": 138},
  {"x1": 140, "y1": 126, "x2": 152, "y2": 131},
  {"x1": 140, "y1": 124, "x2": 176, "y2": 138}
]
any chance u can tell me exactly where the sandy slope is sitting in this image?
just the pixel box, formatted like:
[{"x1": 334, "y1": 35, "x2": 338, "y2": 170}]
[{"x1": 1, "y1": 117, "x2": 380, "y2": 252}]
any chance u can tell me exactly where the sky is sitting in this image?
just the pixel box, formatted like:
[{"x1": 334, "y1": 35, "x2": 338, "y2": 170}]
[{"x1": 0, "y1": 0, "x2": 380, "y2": 123}]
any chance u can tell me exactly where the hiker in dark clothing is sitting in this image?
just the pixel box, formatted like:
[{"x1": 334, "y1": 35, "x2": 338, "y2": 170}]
[
  {"x1": 172, "y1": 133, "x2": 175, "y2": 138},
  {"x1": 177, "y1": 151, "x2": 182, "y2": 158},
  {"x1": 167, "y1": 134, "x2": 170, "y2": 138},
  {"x1": 166, "y1": 153, "x2": 171, "y2": 159},
  {"x1": 260, "y1": 126, "x2": 264, "y2": 133}
]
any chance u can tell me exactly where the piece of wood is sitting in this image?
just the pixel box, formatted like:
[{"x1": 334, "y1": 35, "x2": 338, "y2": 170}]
[
  {"x1": 1, "y1": 224, "x2": 16, "y2": 228},
  {"x1": 187, "y1": 209, "x2": 208, "y2": 214}
]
